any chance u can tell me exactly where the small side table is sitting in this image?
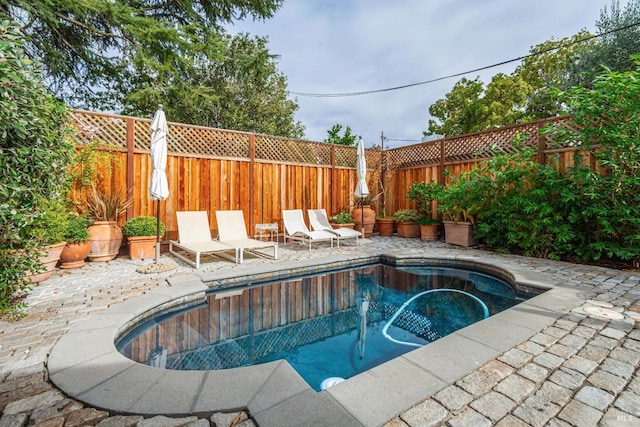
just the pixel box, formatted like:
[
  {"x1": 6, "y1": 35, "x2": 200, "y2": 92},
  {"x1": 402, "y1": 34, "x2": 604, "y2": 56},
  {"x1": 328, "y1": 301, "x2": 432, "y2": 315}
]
[{"x1": 255, "y1": 223, "x2": 279, "y2": 242}]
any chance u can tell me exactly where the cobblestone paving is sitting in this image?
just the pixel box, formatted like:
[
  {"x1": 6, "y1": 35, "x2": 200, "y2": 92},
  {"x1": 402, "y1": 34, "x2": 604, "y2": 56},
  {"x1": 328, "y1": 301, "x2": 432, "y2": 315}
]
[{"x1": 1, "y1": 237, "x2": 639, "y2": 426}]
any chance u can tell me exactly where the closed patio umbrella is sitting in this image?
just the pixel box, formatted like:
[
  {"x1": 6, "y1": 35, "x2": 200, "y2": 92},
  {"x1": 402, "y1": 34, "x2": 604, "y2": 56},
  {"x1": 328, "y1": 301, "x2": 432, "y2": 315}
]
[
  {"x1": 150, "y1": 105, "x2": 169, "y2": 263},
  {"x1": 355, "y1": 136, "x2": 369, "y2": 236}
]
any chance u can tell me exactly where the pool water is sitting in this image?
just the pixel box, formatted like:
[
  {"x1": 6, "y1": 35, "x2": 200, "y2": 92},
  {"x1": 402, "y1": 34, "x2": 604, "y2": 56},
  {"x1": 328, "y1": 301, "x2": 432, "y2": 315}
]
[{"x1": 117, "y1": 264, "x2": 533, "y2": 391}]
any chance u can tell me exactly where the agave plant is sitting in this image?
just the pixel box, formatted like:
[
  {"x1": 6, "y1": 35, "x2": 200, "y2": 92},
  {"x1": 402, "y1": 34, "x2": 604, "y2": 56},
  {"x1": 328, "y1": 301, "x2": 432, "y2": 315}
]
[{"x1": 84, "y1": 185, "x2": 133, "y2": 222}]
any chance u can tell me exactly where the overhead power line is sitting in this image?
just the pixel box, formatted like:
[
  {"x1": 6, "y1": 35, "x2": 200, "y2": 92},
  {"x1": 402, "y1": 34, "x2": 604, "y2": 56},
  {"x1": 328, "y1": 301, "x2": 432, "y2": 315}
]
[{"x1": 289, "y1": 21, "x2": 640, "y2": 98}]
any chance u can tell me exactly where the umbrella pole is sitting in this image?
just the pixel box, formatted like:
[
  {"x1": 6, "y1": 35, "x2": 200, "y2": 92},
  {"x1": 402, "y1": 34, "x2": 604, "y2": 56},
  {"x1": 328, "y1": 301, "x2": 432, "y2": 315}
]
[
  {"x1": 155, "y1": 199, "x2": 161, "y2": 263},
  {"x1": 361, "y1": 206, "x2": 364, "y2": 237}
]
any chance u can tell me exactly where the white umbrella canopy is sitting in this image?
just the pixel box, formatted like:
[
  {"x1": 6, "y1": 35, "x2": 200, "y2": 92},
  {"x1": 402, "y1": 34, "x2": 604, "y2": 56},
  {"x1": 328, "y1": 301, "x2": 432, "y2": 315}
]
[
  {"x1": 355, "y1": 136, "x2": 369, "y2": 199},
  {"x1": 355, "y1": 137, "x2": 369, "y2": 236},
  {"x1": 150, "y1": 105, "x2": 169, "y2": 201},
  {"x1": 149, "y1": 105, "x2": 169, "y2": 264}
]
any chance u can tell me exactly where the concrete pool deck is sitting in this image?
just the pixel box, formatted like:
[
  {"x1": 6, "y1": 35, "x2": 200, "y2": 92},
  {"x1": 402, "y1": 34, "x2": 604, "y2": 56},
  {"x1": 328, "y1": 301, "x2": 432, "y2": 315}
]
[{"x1": 1, "y1": 237, "x2": 639, "y2": 426}]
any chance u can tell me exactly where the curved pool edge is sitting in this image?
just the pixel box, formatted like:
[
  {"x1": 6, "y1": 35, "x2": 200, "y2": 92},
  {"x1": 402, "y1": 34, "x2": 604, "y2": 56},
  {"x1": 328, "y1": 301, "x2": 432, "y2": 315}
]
[{"x1": 47, "y1": 253, "x2": 598, "y2": 427}]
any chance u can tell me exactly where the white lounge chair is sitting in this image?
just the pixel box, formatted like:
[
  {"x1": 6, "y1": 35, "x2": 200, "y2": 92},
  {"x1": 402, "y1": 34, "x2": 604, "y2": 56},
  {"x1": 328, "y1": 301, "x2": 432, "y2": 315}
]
[
  {"x1": 215, "y1": 210, "x2": 278, "y2": 263},
  {"x1": 282, "y1": 209, "x2": 335, "y2": 250},
  {"x1": 169, "y1": 211, "x2": 239, "y2": 268},
  {"x1": 308, "y1": 209, "x2": 362, "y2": 246}
]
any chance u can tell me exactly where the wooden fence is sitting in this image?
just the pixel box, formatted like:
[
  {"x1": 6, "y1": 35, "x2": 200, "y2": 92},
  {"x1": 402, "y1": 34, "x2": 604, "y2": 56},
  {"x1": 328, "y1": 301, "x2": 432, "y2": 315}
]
[{"x1": 69, "y1": 110, "x2": 582, "y2": 240}]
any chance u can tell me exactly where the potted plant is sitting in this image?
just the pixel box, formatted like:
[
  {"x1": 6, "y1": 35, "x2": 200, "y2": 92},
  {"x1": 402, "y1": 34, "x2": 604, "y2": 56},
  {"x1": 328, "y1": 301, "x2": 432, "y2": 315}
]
[
  {"x1": 407, "y1": 181, "x2": 443, "y2": 241},
  {"x1": 393, "y1": 209, "x2": 421, "y2": 238},
  {"x1": 20, "y1": 198, "x2": 68, "y2": 283},
  {"x1": 375, "y1": 216, "x2": 395, "y2": 236},
  {"x1": 438, "y1": 174, "x2": 479, "y2": 247},
  {"x1": 351, "y1": 195, "x2": 376, "y2": 237},
  {"x1": 59, "y1": 214, "x2": 91, "y2": 269},
  {"x1": 84, "y1": 185, "x2": 133, "y2": 261},
  {"x1": 329, "y1": 211, "x2": 356, "y2": 230},
  {"x1": 122, "y1": 216, "x2": 165, "y2": 260}
]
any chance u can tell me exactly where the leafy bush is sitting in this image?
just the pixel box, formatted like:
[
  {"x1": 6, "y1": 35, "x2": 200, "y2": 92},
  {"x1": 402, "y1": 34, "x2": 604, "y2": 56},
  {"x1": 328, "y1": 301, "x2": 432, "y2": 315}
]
[
  {"x1": 329, "y1": 211, "x2": 352, "y2": 224},
  {"x1": 123, "y1": 216, "x2": 165, "y2": 237},
  {"x1": 393, "y1": 209, "x2": 420, "y2": 223},
  {"x1": 64, "y1": 215, "x2": 91, "y2": 244},
  {"x1": 437, "y1": 172, "x2": 481, "y2": 224},
  {"x1": 0, "y1": 18, "x2": 75, "y2": 314},
  {"x1": 546, "y1": 55, "x2": 640, "y2": 265},
  {"x1": 18, "y1": 198, "x2": 69, "y2": 246},
  {"x1": 471, "y1": 141, "x2": 576, "y2": 259},
  {"x1": 407, "y1": 180, "x2": 443, "y2": 219}
]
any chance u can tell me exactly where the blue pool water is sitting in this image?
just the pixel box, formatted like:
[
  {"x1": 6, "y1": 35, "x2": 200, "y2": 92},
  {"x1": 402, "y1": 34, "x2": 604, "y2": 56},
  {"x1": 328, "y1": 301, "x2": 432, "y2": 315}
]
[{"x1": 117, "y1": 264, "x2": 534, "y2": 391}]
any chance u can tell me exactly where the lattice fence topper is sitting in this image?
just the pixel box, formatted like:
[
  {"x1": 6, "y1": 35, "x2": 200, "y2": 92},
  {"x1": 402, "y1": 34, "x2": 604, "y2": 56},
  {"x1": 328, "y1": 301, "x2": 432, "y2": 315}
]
[
  {"x1": 70, "y1": 109, "x2": 579, "y2": 170},
  {"x1": 71, "y1": 110, "x2": 129, "y2": 148},
  {"x1": 164, "y1": 301, "x2": 440, "y2": 371}
]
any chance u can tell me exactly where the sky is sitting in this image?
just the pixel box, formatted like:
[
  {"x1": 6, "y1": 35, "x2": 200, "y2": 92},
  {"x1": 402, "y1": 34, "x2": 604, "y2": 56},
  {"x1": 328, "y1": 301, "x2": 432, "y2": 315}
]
[{"x1": 225, "y1": 0, "x2": 623, "y2": 148}]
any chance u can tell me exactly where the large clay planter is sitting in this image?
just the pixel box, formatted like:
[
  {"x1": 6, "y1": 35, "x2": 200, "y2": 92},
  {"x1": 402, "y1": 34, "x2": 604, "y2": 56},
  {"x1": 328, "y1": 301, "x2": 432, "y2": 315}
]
[
  {"x1": 27, "y1": 241, "x2": 66, "y2": 283},
  {"x1": 443, "y1": 221, "x2": 477, "y2": 246},
  {"x1": 420, "y1": 223, "x2": 440, "y2": 241},
  {"x1": 127, "y1": 235, "x2": 157, "y2": 260},
  {"x1": 87, "y1": 221, "x2": 123, "y2": 262},
  {"x1": 376, "y1": 218, "x2": 395, "y2": 236},
  {"x1": 396, "y1": 221, "x2": 420, "y2": 238},
  {"x1": 351, "y1": 205, "x2": 375, "y2": 237},
  {"x1": 59, "y1": 241, "x2": 91, "y2": 269}
]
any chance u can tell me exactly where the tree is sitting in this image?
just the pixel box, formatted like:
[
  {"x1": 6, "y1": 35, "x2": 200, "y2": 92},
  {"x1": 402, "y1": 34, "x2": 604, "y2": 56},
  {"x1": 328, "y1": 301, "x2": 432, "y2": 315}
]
[
  {"x1": 426, "y1": 34, "x2": 592, "y2": 138},
  {"x1": 0, "y1": 0, "x2": 283, "y2": 108},
  {"x1": 426, "y1": 77, "x2": 484, "y2": 137},
  {"x1": 324, "y1": 124, "x2": 357, "y2": 146},
  {"x1": 515, "y1": 31, "x2": 596, "y2": 118},
  {"x1": 566, "y1": 0, "x2": 640, "y2": 88},
  {"x1": 480, "y1": 73, "x2": 532, "y2": 128},
  {"x1": 123, "y1": 33, "x2": 305, "y2": 138}
]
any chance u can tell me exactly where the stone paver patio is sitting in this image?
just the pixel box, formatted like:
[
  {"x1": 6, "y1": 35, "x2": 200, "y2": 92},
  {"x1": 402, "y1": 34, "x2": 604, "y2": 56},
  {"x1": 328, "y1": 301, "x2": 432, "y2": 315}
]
[{"x1": 1, "y1": 236, "x2": 639, "y2": 426}]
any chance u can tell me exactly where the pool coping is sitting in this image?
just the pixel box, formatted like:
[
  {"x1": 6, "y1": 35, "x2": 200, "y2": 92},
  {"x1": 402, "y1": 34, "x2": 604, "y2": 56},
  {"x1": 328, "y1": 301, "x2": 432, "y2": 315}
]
[{"x1": 47, "y1": 252, "x2": 597, "y2": 427}]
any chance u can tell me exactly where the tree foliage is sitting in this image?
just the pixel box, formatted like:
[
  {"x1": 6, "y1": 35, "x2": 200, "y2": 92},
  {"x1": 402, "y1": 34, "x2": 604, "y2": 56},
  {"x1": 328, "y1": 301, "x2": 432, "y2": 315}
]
[
  {"x1": 567, "y1": 0, "x2": 640, "y2": 88},
  {"x1": 449, "y1": 56, "x2": 640, "y2": 266},
  {"x1": 123, "y1": 33, "x2": 304, "y2": 138},
  {"x1": 0, "y1": 0, "x2": 283, "y2": 108},
  {"x1": 324, "y1": 124, "x2": 357, "y2": 146},
  {"x1": 426, "y1": 0, "x2": 640, "y2": 137},
  {"x1": 0, "y1": 18, "x2": 75, "y2": 313}
]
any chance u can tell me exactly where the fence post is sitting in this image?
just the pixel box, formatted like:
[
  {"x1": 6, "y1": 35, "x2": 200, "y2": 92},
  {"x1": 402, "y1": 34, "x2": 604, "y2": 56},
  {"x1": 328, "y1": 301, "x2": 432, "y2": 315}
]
[
  {"x1": 126, "y1": 117, "x2": 135, "y2": 220},
  {"x1": 537, "y1": 121, "x2": 547, "y2": 165},
  {"x1": 330, "y1": 144, "x2": 336, "y2": 215},
  {"x1": 249, "y1": 133, "x2": 255, "y2": 233},
  {"x1": 439, "y1": 139, "x2": 446, "y2": 185}
]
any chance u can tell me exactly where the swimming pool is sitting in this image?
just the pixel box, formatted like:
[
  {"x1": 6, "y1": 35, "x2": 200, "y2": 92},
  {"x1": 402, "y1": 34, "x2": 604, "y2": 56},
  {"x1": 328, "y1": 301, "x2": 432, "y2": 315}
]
[{"x1": 117, "y1": 263, "x2": 535, "y2": 391}]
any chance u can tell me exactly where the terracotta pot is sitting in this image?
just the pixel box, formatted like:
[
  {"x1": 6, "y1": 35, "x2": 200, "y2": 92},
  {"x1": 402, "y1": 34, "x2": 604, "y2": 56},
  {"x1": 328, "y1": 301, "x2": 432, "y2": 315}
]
[
  {"x1": 443, "y1": 221, "x2": 477, "y2": 246},
  {"x1": 127, "y1": 235, "x2": 157, "y2": 260},
  {"x1": 87, "y1": 221, "x2": 123, "y2": 262},
  {"x1": 396, "y1": 221, "x2": 420, "y2": 238},
  {"x1": 351, "y1": 205, "x2": 375, "y2": 237},
  {"x1": 26, "y1": 241, "x2": 66, "y2": 283},
  {"x1": 419, "y1": 223, "x2": 440, "y2": 241},
  {"x1": 59, "y1": 241, "x2": 91, "y2": 269},
  {"x1": 376, "y1": 218, "x2": 395, "y2": 236},
  {"x1": 330, "y1": 222, "x2": 355, "y2": 230}
]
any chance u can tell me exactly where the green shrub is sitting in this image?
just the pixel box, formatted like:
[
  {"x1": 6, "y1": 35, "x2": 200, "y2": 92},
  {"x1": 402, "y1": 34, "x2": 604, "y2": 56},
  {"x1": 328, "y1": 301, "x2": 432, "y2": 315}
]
[
  {"x1": 123, "y1": 216, "x2": 165, "y2": 237},
  {"x1": 329, "y1": 211, "x2": 353, "y2": 224},
  {"x1": 18, "y1": 198, "x2": 69, "y2": 246},
  {"x1": 0, "y1": 18, "x2": 75, "y2": 314},
  {"x1": 64, "y1": 215, "x2": 91, "y2": 244},
  {"x1": 407, "y1": 180, "x2": 443, "y2": 219},
  {"x1": 471, "y1": 141, "x2": 576, "y2": 259},
  {"x1": 393, "y1": 209, "x2": 420, "y2": 223}
]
